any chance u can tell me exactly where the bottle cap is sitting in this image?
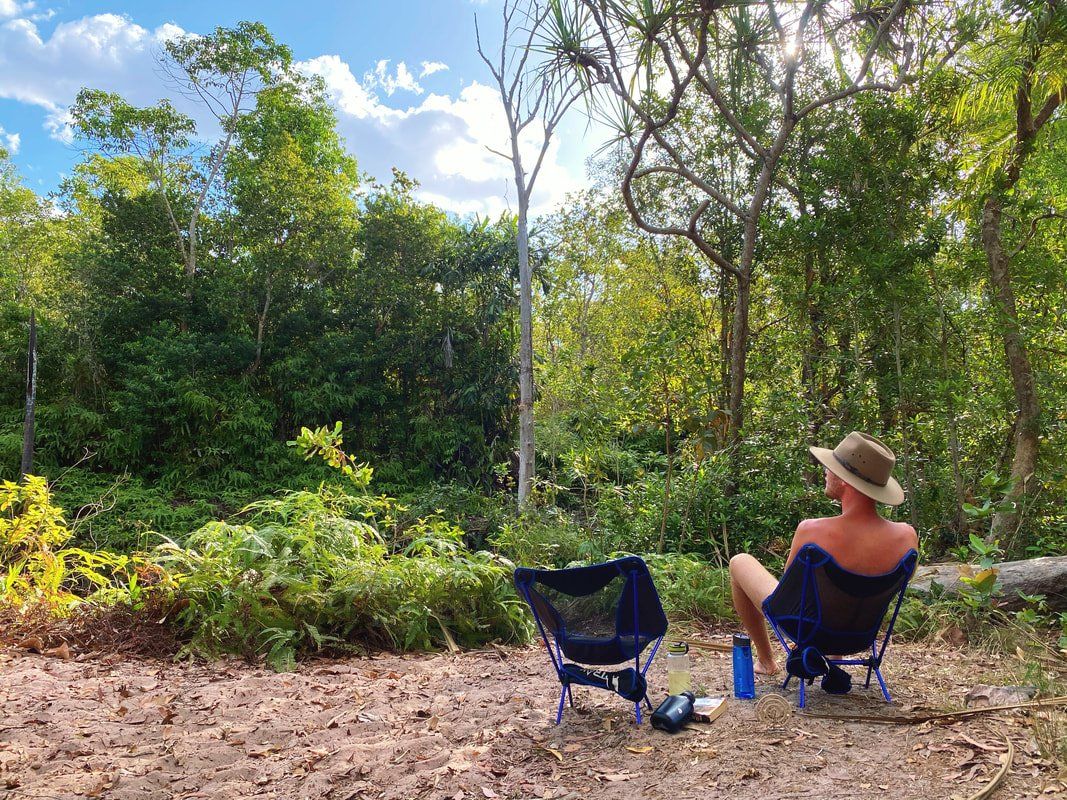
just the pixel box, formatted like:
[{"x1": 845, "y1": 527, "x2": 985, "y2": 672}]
[
  {"x1": 667, "y1": 641, "x2": 689, "y2": 655},
  {"x1": 733, "y1": 633, "x2": 751, "y2": 648}
]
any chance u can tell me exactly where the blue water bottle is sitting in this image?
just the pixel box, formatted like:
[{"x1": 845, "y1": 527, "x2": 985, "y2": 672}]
[{"x1": 732, "y1": 633, "x2": 756, "y2": 699}]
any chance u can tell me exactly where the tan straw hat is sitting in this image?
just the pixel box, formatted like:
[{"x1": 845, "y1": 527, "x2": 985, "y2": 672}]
[{"x1": 809, "y1": 431, "x2": 905, "y2": 506}]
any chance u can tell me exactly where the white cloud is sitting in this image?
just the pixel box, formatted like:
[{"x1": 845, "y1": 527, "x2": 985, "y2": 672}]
[
  {"x1": 0, "y1": 1, "x2": 34, "y2": 20},
  {"x1": 419, "y1": 61, "x2": 449, "y2": 78},
  {"x1": 0, "y1": 125, "x2": 19, "y2": 153},
  {"x1": 302, "y1": 56, "x2": 583, "y2": 217},
  {"x1": 365, "y1": 60, "x2": 423, "y2": 96},
  {"x1": 0, "y1": 14, "x2": 188, "y2": 142}
]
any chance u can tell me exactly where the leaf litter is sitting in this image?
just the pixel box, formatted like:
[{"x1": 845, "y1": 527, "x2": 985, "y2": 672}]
[{"x1": 0, "y1": 640, "x2": 1062, "y2": 799}]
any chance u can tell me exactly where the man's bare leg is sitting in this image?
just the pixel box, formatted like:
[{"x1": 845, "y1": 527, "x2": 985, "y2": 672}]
[{"x1": 729, "y1": 554, "x2": 781, "y2": 675}]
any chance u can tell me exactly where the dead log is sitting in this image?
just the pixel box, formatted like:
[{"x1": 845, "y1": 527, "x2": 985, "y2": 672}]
[{"x1": 909, "y1": 555, "x2": 1067, "y2": 610}]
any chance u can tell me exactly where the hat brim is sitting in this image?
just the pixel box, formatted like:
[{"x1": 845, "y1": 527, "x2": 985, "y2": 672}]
[{"x1": 809, "y1": 446, "x2": 905, "y2": 506}]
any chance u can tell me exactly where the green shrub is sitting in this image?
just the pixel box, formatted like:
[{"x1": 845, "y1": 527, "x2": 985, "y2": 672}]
[
  {"x1": 490, "y1": 506, "x2": 599, "y2": 567},
  {"x1": 0, "y1": 475, "x2": 157, "y2": 611},
  {"x1": 643, "y1": 552, "x2": 731, "y2": 624},
  {"x1": 397, "y1": 482, "x2": 511, "y2": 549},
  {"x1": 155, "y1": 483, "x2": 530, "y2": 670}
]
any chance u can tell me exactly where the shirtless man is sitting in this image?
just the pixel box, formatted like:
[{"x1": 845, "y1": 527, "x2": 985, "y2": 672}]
[{"x1": 729, "y1": 431, "x2": 919, "y2": 675}]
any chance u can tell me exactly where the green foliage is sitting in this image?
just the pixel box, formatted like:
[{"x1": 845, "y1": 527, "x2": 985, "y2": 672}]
[
  {"x1": 290, "y1": 423, "x2": 373, "y2": 489},
  {"x1": 643, "y1": 553, "x2": 731, "y2": 625},
  {"x1": 491, "y1": 506, "x2": 597, "y2": 567},
  {"x1": 147, "y1": 425, "x2": 530, "y2": 669},
  {"x1": 0, "y1": 475, "x2": 158, "y2": 611},
  {"x1": 3, "y1": 11, "x2": 1066, "y2": 668},
  {"x1": 156, "y1": 485, "x2": 530, "y2": 669}
]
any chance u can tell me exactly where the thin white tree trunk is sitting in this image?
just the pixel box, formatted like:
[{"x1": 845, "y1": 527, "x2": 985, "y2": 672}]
[{"x1": 516, "y1": 200, "x2": 536, "y2": 506}]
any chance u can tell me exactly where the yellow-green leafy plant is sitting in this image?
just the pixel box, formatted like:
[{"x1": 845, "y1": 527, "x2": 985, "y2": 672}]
[{"x1": 1, "y1": 475, "x2": 157, "y2": 611}]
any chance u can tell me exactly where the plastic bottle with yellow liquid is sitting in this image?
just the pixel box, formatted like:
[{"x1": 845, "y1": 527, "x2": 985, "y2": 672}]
[{"x1": 665, "y1": 641, "x2": 691, "y2": 695}]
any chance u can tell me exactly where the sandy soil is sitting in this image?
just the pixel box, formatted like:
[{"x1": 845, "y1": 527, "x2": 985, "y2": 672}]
[{"x1": 0, "y1": 641, "x2": 1063, "y2": 800}]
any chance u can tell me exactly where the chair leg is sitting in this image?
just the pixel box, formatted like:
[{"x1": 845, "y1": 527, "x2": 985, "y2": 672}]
[
  {"x1": 567, "y1": 685, "x2": 574, "y2": 707},
  {"x1": 634, "y1": 701, "x2": 642, "y2": 725},
  {"x1": 555, "y1": 686, "x2": 568, "y2": 725},
  {"x1": 798, "y1": 679, "x2": 806, "y2": 709},
  {"x1": 782, "y1": 674, "x2": 792, "y2": 690},
  {"x1": 873, "y1": 668, "x2": 891, "y2": 703},
  {"x1": 864, "y1": 666, "x2": 873, "y2": 689}
]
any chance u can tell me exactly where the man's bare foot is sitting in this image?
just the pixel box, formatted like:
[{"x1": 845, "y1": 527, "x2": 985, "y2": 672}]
[{"x1": 754, "y1": 659, "x2": 780, "y2": 676}]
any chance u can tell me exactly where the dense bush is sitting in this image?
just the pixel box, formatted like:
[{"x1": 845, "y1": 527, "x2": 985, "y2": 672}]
[
  {"x1": 150, "y1": 425, "x2": 531, "y2": 669},
  {"x1": 156, "y1": 486, "x2": 530, "y2": 669}
]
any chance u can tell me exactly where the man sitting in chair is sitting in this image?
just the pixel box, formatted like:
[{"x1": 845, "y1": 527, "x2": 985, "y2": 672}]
[{"x1": 729, "y1": 431, "x2": 918, "y2": 675}]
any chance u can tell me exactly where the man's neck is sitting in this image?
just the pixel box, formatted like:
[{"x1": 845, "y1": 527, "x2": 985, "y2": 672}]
[{"x1": 839, "y1": 489, "x2": 880, "y2": 518}]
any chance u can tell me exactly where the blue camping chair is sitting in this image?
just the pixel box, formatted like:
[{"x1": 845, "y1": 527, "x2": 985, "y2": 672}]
[
  {"x1": 514, "y1": 556, "x2": 668, "y2": 725},
  {"x1": 762, "y1": 543, "x2": 918, "y2": 708}
]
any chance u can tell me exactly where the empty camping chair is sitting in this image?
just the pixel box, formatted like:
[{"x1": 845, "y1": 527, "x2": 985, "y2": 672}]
[
  {"x1": 514, "y1": 556, "x2": 668, "y2": 725},
  {"x1": 762, "y1": 543, "x2": 918, "y2": 708}
]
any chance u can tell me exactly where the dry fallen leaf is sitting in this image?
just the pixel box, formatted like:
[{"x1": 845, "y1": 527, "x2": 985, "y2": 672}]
[
  {"x1": 43, "y1": 642, "x2": 73, "y2": 661},
  {"x1": 626, "y1": 746, "x2": 653, "y2": 754},
  {"x1": 539, "y1": 746, "x2": 563, "y2": 762}
]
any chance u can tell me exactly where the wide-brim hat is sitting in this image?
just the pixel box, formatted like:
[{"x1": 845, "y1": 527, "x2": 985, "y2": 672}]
[{"x1": 809, "y1": 431, "x2": 905, "y2": 506}]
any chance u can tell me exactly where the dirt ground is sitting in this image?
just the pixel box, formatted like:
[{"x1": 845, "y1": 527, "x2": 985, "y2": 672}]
[{"x1": 0, "y1": 640, "x2": 1063, "y2": 800}]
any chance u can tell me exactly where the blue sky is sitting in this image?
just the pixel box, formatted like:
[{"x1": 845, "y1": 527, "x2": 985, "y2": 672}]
[{"x1": 0, "y1": 0, "x2": 597, "y2": 215}]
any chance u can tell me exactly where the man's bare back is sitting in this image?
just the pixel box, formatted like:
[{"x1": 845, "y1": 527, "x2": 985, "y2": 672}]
[{"x1": 789, "y1": 509, "x2": 918, "y2": 576}]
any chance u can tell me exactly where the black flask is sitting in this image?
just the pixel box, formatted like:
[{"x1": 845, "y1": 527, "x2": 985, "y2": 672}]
[{"x1": 650, "y1": 691, "x2": 695, "y2": 733}]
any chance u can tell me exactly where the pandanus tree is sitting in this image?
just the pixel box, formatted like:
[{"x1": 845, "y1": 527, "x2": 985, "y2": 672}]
[{"x1": 546, "y1": 0, "x2": 970, "y2": 483}]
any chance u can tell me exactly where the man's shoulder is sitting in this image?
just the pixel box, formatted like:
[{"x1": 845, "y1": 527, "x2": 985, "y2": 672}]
[
  {"x1": 891, "y1": 520, "x2": 919, "y2": 549},
  {"x1": 796, "y1": 516, "x2": 837, "y2": 533},
  {"x1": 794, "y1": 516, "x2": 838, "y2": 546}
]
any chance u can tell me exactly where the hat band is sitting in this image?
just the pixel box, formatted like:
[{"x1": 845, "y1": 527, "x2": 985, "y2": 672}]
[{"x1": 833, "y1": 453, "x2": 888, "y2": 487}]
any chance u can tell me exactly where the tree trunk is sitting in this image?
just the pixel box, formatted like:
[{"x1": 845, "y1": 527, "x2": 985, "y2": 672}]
[
  {"x1": 726, "y1": 274, "x2": 750, "y2": 443},
  {"x1": 981, "y1": 14, "x2": 1062, "y2": 538},
  {"x1": 248, "y1": 278, "x2": 273, "y2": 375},
  {"x1": 20, "y1": 310, "x2": 37, "y2": 480},
  {"x1": 936, "y1": 295, "x2": 966, "y2": 534},
  {"x1": 658, "y1": 386, "x2": 672, "y2": 555},
  {"x1": 717, "y1": 266, "x2": 731, "y2": 439},
  {"x1": 516, "y1": 201, "x2": 536, "y2": 507},
  {"x1": 984, "y1": 193, "x2": 1040, "y2": 540},
  {"x1": 892, "y1": 303, "x2": 919, "y2": 529}
]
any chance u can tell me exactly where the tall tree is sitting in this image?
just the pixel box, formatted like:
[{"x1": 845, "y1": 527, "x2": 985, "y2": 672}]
[
  {"x1": 476, "y1": 0, "x2": 593, "y2": 506},
  {"x1": 960, "y1": 0, "x2": 1065, "y2": 538},
  {"x1": 224, "y1": 76, "x2": 360, "y2": 375},
  {"x1": 20, "y1": 310, "x2": 35, "y2": 478},
  {"x1": 551, "y1": 0, "x2": 965, "y2": 482},
  {"x1": 71, "y1": 22, "x2": 292, "y2": 293}
]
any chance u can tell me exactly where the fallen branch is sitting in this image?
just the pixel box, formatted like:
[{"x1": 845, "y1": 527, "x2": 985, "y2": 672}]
[
  {"x1": 910, "y1": 556, "x2": 1067, "y2": 610},
  {"x1": 800, "y1": 694, "x2": 1067, "y2": 725},
  {"x1": 964, "y1": 739, "x2": 1014, "y2": 800},
  {"x1": 682, "y1": 639, "x2": 732, "y2": 653}
]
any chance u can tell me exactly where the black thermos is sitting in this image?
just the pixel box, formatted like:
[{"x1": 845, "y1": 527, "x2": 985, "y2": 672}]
[{"x1": 650, "y1": 691, "x2": 695, "y2": 733}]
